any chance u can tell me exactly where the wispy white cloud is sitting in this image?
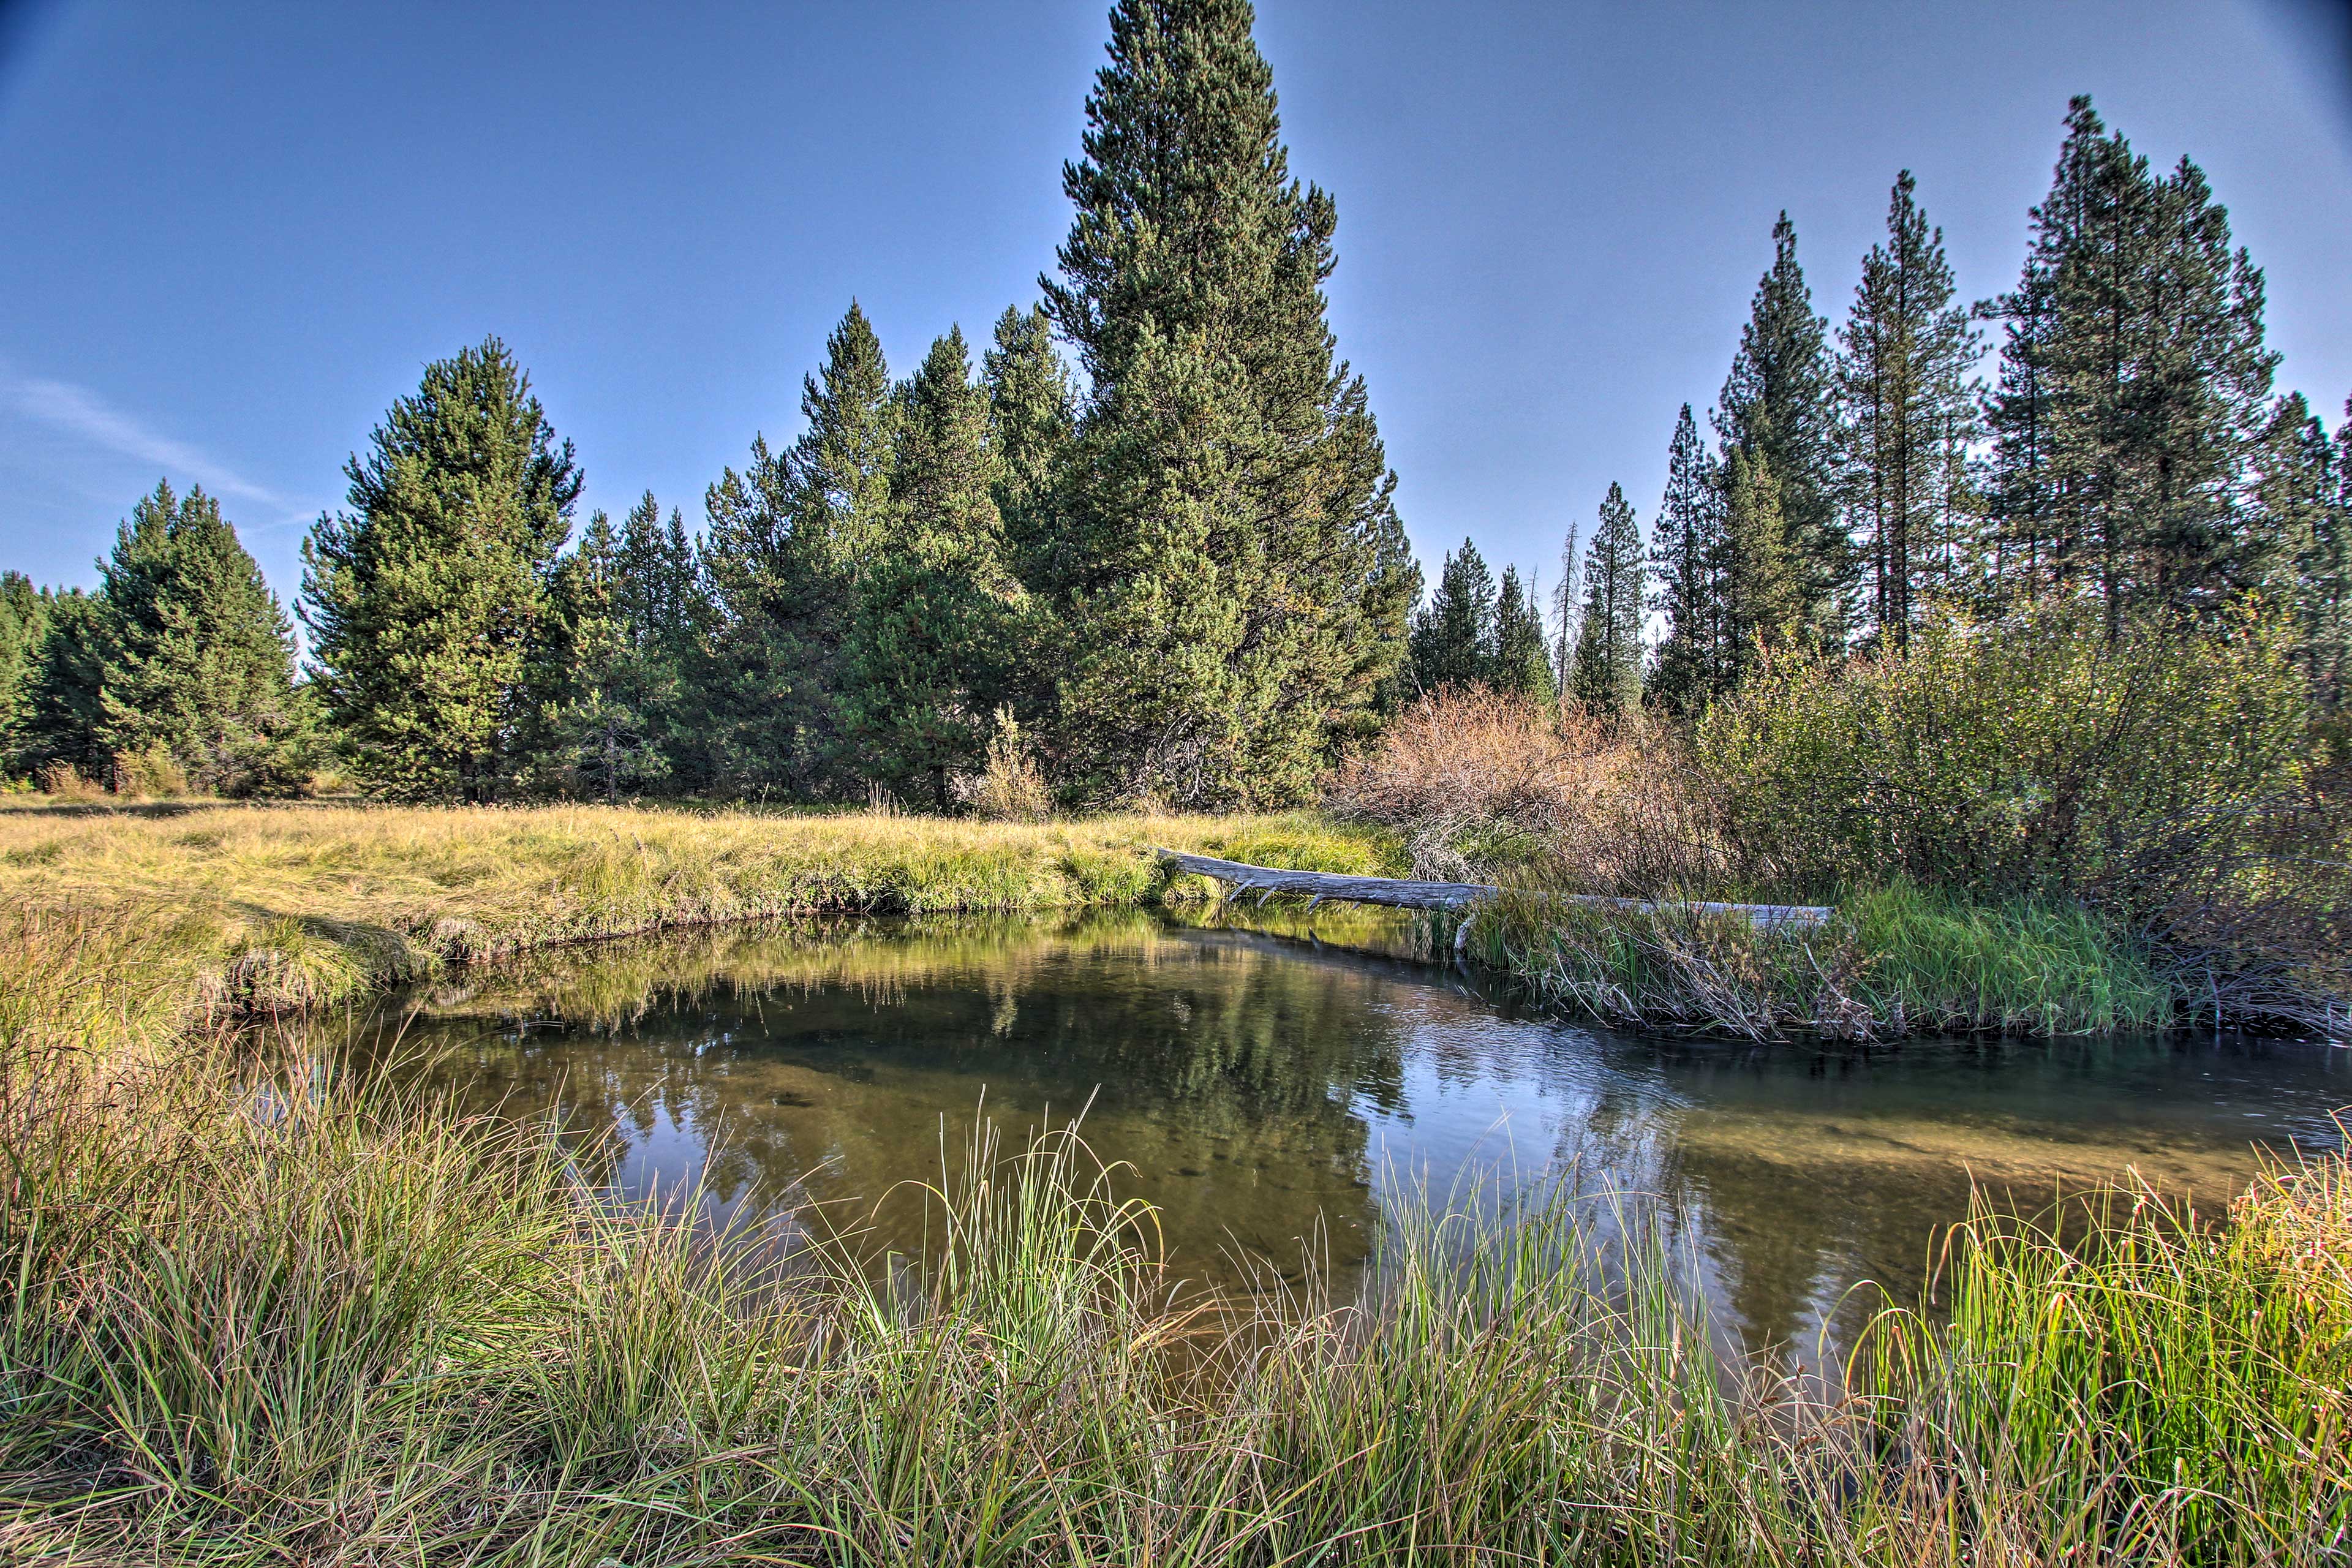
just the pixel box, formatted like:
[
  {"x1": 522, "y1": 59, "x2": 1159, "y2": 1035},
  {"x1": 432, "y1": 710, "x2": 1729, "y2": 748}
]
[{"x1": 6, "y1": 372, "x2": 288, "y2": 512}]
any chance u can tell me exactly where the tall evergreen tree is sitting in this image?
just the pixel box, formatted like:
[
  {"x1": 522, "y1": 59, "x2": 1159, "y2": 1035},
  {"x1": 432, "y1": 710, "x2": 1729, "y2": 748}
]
[
  {"x1": 1716, "y1": 213, "x2": 1846, "y2": 647},
  {"x1": 97, "y1": 480, "x2": 305, "y2": 793},
  {"x1": 2334, "y1": 395, "x2": 2352, "y2": 715},
  {"x1": 0, "y1": 571, "x2": 47, "y2": 763},
  {"x1": 1408, "y1": 539, "x2": 1496, "y2": 692},
  {"x1": 983, "y1": 304, "x2": 1077, "y2": 591},
  {"x1": 1834, "y1": 171, "x2": 1984, "y2": 649},
  {"x1": 2255, "y1": 393, "x2": 2350, "y2": 712},
  {"x1": 1550, "y1": 520, "x2": 1581, "y2": 696},
  {"x1": 1985, "y1": 97, "x2": 2279, "y2": 630},
  {"x1": 1493, "y1": 564, "x2": 1555, "y2": 703},
  {"x1": 1719, "y1": 446, "x2": 1801, "y2": 676},
  {"x1": 1352, "y1": 474, "x2": 1422, "y2": 725},
  {"x1": 17, "y1": 589, "x2": 106, "y2": 780},
  {"x1": 301, "y1": 337, "x2": 581, "y2": 802},
  {"x1": 699, "y1": 304, "x2": 895, "y2": 797},
  {"x1": 1646, "y1": 404, "x2": 1725, "y2": 710},
  {"x1": 615, "y1": 492, "x2": 707, "y2": 791},
  {"x1": 1568, "y1": 484, "x2": 1644, "y2": 716},
  {"x1": 524, "y1": 492, "x2": 704, "y2": 802},
  {"x1": 1039, "y1": 0, "x2": 1409, "y2": 805},
  {"x1": 524, "y1": 508, "x2": 635, "y2": 802},
  {"x1": 848, "y1": 327, "x2": 1025, "y2": 808}
]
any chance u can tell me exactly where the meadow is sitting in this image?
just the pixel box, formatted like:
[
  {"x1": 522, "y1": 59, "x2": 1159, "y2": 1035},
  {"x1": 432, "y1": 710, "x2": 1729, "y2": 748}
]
[
  {"x1": 0, "y1": 798, "x2": 2343, "y2": 1563},
  {"x1": 0, "y1": 799, "x2": 1396, "y2": 1027}
]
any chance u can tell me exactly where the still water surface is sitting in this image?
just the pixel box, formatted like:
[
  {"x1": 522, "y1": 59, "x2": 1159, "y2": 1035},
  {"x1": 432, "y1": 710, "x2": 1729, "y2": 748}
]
[{"x1": 339, "y1": 908, "x2": 2347, "y2": 1355}]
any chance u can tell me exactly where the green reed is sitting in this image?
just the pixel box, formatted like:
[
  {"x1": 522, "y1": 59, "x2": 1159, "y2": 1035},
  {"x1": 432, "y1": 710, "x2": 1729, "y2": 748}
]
[{"x1": 1469, "y1": 878, "x2": 2176, "y2": 1039}]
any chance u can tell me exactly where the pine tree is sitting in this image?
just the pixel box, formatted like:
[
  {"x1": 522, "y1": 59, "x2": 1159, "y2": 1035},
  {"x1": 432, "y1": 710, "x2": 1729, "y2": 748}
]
[
  {"x1": 2256, "y1": 393, "x2": 2350, "y2": 712},
  {"x1": 1569, "y1": 484, "x2": 1644, "y2": 716},
  {"x1": 524, "y1": 508, "x2": 635, "y2": 801},
  {"x1": 1493, "y1": 565, "x2": 1555, "y2": 702},
  {"x1": 1408, "y1": 540, "x2": 1496, "y2": 692},
  {"x1": 17, "y1": 589, "x2": 106, "y2": 781},
  {"x1": 1353, "y1": 474, "x2": 1422, "y2": 725},
  {"x1": 615, "y1": 492, "x2": 707, "y2": 791},
  {"x1": 979, "y1": 304, "x2": 1078, "y2": 736},
  {"x1": 1550, "y1": 520, "x2": 1581, "y2": 696},
  {"x1": 0, "y1": 571, "x2": 47, "y2": 763},
  {"x1": 97, "y1": 480, "x2": 305, "y2": 793},
  {"x1": 1985, "y1": 97, "x2": 2279, "y2": 629},
  {"x1": 848, "y1": 327, "x2": 1025, "y2": 808},
  {"x1": 1719, "y1": 446, "x2": 1801, "y2": 676},
  {"x1": 522, "y1": 492, "x2": 704, "y2": 802},
  {"x1": 1834, "y1": 171, "x2": 1984, "y2": 650},
  {"x1": 1717, "y1": 213, "x2": 1846, "y2": 647},
  {"x1": 983, "y1": 304, "x2": 1077, "y2": 592},
  {"x1": 1646, "y1": 405, "x2": 1725, "y2": 709},
  {"x1": 2332, "y1": 395, "x2": 2352, "y2": 714},
  {"x1": 301, "y1": 337, "x2": 581, "y2": 802},
  {"x1": 1039, "y1": 0, "x2": 1409, "y2": 805},
  {"x1": 699, "y1": 304, "x2": 895, "y2": 797}
]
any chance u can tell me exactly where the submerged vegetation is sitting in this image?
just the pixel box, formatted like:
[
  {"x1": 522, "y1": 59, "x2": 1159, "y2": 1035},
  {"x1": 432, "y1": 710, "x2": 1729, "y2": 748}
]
[{"x1": 0, "y1": 1033, "x2": 2342, "y2": 1566}]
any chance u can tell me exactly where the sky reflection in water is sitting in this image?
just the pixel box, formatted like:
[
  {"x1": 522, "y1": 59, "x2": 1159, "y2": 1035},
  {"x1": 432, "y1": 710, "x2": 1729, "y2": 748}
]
[{"x1": 334, "y1": 908, "x2": 2349, "y2": 1360}]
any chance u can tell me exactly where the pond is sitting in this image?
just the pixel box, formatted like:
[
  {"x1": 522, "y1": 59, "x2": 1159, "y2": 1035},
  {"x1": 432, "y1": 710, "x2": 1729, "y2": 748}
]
[{"x1": 332, "y1": 907, "x2": 2348, "y2": 1361}]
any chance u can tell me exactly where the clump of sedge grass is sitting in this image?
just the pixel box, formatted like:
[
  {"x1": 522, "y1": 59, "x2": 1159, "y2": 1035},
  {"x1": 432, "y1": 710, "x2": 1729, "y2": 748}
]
[
  {"x1": 1858, "y1": 1148, "x2": 2351, "y2": 1562},
  {"x1": 1469, "y1": 880, "x2": 2176, "y2": 1040}
]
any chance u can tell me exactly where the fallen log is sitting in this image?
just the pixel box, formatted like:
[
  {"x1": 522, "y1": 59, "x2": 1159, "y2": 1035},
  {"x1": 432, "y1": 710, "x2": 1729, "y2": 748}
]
[{"x1": 1153, "y1": 849, "x2": 1832, "y2": 931}]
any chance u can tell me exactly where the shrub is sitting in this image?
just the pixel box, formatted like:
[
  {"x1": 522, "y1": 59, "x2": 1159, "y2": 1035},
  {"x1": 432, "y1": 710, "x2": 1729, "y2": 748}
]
[
  {"x1": 1329, "y1": 686, "x2": 1722, "y2": 891},
  {"x1": 959, "y1": 706, "x2": 1053, "y2": 823},
  {"x1": 1696, "y1": 603, "x2": 2312, "y2": 900},
  {"x1": 34, "y1": 761, "x2": 102, "y2": 801},
  {"x1": 113, "y1": 741, "x2": 190, "y2": 799},
  {"x1": 1696, "y1": 605, "x2": 2346, "y2": 1027}
]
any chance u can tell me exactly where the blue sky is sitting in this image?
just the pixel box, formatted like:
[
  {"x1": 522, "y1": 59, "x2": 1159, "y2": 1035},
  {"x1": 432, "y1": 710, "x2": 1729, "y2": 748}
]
[{"x1": 2, "y1": 0, "x2": 2348, "y2": 616}]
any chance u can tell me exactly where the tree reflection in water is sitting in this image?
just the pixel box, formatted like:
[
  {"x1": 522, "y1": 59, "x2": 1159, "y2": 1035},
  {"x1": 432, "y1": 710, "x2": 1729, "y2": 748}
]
[{"x1": 323, "y1": 909, "x2": 2348, "y2": 1362}]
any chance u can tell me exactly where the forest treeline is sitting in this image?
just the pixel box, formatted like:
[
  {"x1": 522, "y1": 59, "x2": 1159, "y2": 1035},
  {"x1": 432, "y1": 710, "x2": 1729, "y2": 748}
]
[
  {"x1": 1421, "y1": 104, "x2": 2348, "y2": 731},
  {"x1": 1, "y1": 1, "x2": 2345, "y2": 810}
]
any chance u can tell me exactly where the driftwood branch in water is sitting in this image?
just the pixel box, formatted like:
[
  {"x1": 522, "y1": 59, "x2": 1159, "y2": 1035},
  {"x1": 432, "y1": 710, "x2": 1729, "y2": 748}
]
[{"x1": 1153, "y1": 849, "x2": 1833, "y2": 931}]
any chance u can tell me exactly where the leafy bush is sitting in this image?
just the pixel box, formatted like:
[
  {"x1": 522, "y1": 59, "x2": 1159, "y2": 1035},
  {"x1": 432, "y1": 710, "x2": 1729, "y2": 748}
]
[
  {"x1": 1696, "y1": 605, "x2": 2346, "y2": 1027},
  {"x1": 1695, "y1": 604, "x2": 2312, "y2": 900}
]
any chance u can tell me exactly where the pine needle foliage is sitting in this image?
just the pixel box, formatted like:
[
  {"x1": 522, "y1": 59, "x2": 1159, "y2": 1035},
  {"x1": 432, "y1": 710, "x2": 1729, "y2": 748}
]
[
  {"x1": 301, "y1": 337, "x2": 582, "y2": 803},
  {"x1": 1569, "y1": 483, "x2": 1644, "y2": 716},
  {"x1": 1040, "y1": 0, "x2": 1408, "y2": 807}
]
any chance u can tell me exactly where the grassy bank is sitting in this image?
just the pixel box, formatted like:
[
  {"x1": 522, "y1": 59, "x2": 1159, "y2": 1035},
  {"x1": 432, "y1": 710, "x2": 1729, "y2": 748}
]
[
  {"x1": 1, "y1": 1035, "x2": 2342, "y2": 1566},
  {"x1": 1467, "y1": 881, "x2": 2177, "y2": 1040},
  {"x1": 0, "y1": 794, "x2": 2282, "y2": 1044},
  {"x1": 0, "y1": 801, "x2": 1398, "y2": 1036}
]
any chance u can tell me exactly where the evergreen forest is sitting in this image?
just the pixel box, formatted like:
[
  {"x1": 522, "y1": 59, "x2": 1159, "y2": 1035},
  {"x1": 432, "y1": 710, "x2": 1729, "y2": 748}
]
[{"x1": 3, "y1": 7, "x2": 2346, "y2": 818}]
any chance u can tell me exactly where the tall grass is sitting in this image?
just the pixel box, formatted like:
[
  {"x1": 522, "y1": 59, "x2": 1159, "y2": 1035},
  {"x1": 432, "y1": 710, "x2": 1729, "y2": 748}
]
[
  {"x1": 1469, "y1": 880, "x2": 2173, "y2": 1040},
  {"x1": 1860, "y1": 1151, "x2": 2351, "y2": 1562},
  {"x1": 0, "y1": 802, "x2": 1396, "y2": 1025},
  {"x1": 1, "y1": 1023, "x2": 2341, "y2": 1565}
]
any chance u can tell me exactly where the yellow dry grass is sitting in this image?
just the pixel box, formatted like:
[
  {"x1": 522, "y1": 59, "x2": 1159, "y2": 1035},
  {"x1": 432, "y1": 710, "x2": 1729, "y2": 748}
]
[{"x1": 0, "y1": 799, "x2": 1393, "y2": 1031}]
